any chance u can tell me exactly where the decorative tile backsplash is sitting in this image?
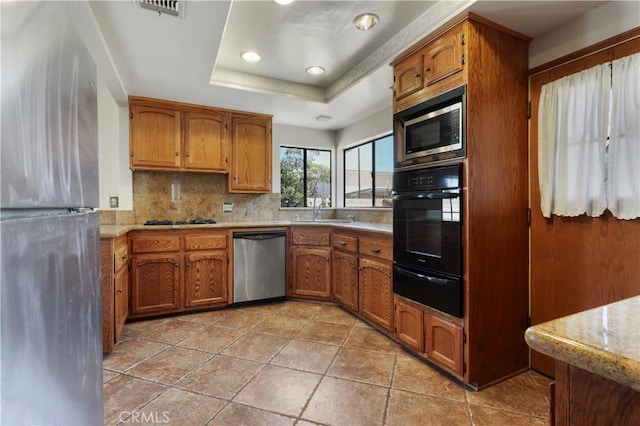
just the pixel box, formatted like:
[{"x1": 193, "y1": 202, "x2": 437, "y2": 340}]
[{"x1": 101, "y1": 171, "x2": 391, "y2": 225}]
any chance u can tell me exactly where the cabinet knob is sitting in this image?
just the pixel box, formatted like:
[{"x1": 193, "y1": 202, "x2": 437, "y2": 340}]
[
  {"x1": 116, "y1": 289, "x2": 123, "y2": 294},
  {"x1": 339, "y1": 241, "x2": 347, "y2": 246},
  {"x1": 185, "y1": 152, "x2": 190, "y2": 157},
  {"x1": 175, "y1": 152, "x2": 179, "y2": 157},
  {"x1": 120, "y1": 254, "x2": 127, "y2": 261},
  {"x1": 370, "y1": 247, "x2": 381, "y2": 253},
  {"x1": 424, "y1": 67, "x2": 431, "y2": 72},
  {"x1": 414, "y1": 73, "x2": 420, "y2": 78}
]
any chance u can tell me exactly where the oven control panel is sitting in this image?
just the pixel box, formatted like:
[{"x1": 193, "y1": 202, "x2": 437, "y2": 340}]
[{"x1": 393, "y1": 163, "x2": 461, "y2": 192}]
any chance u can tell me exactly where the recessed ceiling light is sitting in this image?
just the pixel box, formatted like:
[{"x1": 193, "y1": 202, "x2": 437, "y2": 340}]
[
  {"x1": 240, "y1": 51, "x2": 261, "y2": 63},
  {"x1": 306, "y1": 66, "x2": 325, "y2": 76},
  {"x1": 272, "y1": 0, "x2": 296, "y2": 5},
  {"x1": 315, "y1": 115, "x2": 332, "y2": 122},
  {"x1": 353, "y1": 13, "x2": 379, "y2": 31}
]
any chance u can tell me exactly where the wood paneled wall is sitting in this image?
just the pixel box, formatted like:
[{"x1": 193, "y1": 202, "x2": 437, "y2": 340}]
[{"x1": 529, "y1": 29, "x2": 640, "y2": 376}]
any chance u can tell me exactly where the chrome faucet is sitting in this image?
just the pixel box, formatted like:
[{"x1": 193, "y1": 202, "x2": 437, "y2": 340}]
[{"x1": 312, "y1": 193, "x2": 322, "y2": 221}]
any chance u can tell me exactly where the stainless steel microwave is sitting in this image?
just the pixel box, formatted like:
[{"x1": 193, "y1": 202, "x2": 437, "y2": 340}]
[{"x1": 394, "y1": 85, "x2": 466, "y2": 169}]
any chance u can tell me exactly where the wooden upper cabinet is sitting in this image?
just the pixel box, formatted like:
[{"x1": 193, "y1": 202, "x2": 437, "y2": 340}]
[
  {"x1": 422, "y1": 25, "x2": 464, "y2": 87},
  {"x1": 229, "y1": 114, "x2": 272, "y2": 193},
  {"x1": 184, "y1": 110, "x2": 228, "y2": 172},
  {"x1": 130, "y1": 104, "x2": 181, "y2": 170},
  {"x1": 394, "y1": 54, "x2": 423, "y2": 99}
]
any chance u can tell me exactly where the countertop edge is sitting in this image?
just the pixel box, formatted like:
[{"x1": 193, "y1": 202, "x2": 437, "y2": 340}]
[
  {"x1": 101, "y1": 221, "x2": 392, "y2": 238},
  {"x1": 525, "y1": 310, "x2": 640, "y2": 392}
]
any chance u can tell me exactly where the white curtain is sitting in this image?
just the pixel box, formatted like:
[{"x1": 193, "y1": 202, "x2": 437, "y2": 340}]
[
  {"x1": 538, "y1": 63, "x2": 609, "y2": 218},
  {"x1": 607, "y1": 52, "x2": 640, "y2": 219}
]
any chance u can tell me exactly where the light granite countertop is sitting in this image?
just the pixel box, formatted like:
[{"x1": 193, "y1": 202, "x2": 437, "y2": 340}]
[
  {"x1": 525, "y1": 296, "x2": 640, "y2": 391},
  {"x1": 100, "y1": 220, "x2": 392, "y2": 238}
]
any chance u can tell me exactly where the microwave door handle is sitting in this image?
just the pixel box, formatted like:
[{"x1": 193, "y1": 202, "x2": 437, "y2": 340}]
[{"x1": 395, "y1": 266, "x2": 456, "y2": 285}]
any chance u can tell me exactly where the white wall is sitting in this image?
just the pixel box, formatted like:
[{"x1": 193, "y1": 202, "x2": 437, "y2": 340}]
[
  {"x1": 97, "y1": 76, "x2": 132, "y2": 211},
  {"x1": 335, "y1": 106, "x2": 393, "y2": 207},
  {"x1": 529, "y1": 1, "x2": 640, "y2": 69}
]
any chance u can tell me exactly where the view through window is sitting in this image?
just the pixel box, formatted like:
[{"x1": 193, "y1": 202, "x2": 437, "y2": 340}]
[
  {"x1": 344, "y1": 134, "x2": 393, "y2": 207},
  {"x1": 280, "y1": 147, "x2": 332, "y2": 208}
]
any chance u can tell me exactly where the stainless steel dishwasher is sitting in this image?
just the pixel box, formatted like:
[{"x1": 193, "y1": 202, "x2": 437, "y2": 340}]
[{"x1": 233, "y1": 230, "x2": 286, "y2": 304}]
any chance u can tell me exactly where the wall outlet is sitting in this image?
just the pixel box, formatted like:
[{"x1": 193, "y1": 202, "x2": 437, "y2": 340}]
[
  {"x1": 223, "y1": 202, "x2": 233, "y2": 212},
  {"x1": 109, "y1": 196, "x2": 119, "y2": 208}
]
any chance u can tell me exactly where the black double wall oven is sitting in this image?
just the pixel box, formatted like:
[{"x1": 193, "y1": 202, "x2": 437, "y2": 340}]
[{"x1": 392, "y1": 163, "x2": 463, "y2": 318}]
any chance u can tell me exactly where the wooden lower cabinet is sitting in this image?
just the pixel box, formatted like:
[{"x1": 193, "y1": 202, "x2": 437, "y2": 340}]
[
  {"x1": 130, "y1": 254, "x2": 181, "y2": 315},
  {"x1": 359, "y1": 256, "x2": 393, "y2": 332},
  {"x1": 394, "y1": 296, "x2": 424, "y2": 352},
  {"x1": 101, "y1": 234, "x2": 129, "y2": 353},
  {"x1": 554, "y1": 361, "x2": 640, "y2": 425},
  {"x1": 291, "y1": 246, "x2": 331, "y2": 298},
  {"x1": 185, "y1": 251, "x2": 228, "y2": 307},
  {"x1": 128, "y1": 230, "x2": 230, "y2": 319},
  {"x1": 394, "y1": 294, "x2": 464, "y2": 377},
  {"x1": 289, "y1": 227, "x2": 332, "y2": 299},
  {"x1": 425, "y1": 313, "x2": 463, "y2": 376},
  {"x1": 331, "y1": 250, "x2": 358, "y2": 312}
]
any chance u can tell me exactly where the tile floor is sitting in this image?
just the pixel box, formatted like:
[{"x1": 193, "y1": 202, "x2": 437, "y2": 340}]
[{"x1": 103, "y1": 300, "x2": 552, "y2": 426}]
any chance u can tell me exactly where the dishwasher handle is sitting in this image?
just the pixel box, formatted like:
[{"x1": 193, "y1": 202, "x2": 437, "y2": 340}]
[{"x1": 233, "y1": 230, "x2": 286, "y2": 240}]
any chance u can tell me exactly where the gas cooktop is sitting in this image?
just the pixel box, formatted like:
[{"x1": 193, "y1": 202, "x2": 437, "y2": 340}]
[{"x1": 143, "y1": 218, "x2": 217, "y2": 226}]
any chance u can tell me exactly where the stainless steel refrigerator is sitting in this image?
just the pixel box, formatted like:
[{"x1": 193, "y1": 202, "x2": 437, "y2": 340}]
[{"x1": 1, "y1": 1, "x2": 103, "y2": 424}]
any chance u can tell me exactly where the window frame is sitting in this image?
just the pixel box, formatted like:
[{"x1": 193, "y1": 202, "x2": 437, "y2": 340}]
[
  {"x1": 343, "y1": 133, "x2": 393, "y2": 208},
  {"x1": 279, "y1": 146, "x2": 332, "y2": 208}
]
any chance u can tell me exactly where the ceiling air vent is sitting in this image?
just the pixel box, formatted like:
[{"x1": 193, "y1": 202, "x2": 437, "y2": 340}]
[{"x1": 139, "y1": 0, "x2": 182, "y2": 17}]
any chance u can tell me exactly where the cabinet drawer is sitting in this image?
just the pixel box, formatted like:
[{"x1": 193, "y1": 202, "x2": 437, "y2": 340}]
[
  {"x1": 184, "y1": 233, "x2": 227, "y2": 250},
  {"x1": 114, "y1": 243, "x2": 128, "y2": 272},
  {"x1": 331, "y1": 233, "x2": 358, "y2": 252},
  {"x1": 130, "y1": 233, "x2": 180, "y2": 254},
  {"x1": 359, "y1": 234, "x2": 392, "y2": 261},
  {"x1": 291, "y1": 228, "x2": 330, "y2": 246}
]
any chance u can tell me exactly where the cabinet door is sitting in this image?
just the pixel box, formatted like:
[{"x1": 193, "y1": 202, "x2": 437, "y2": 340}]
[
  {"x1": 185, "y1": 251, "x2": 228, "y2": 307},
  {"x1": 114, "y1": 265, "x2": 128, "y2": 342},
  {"x1": 394, "y1": 53, "x2": 423, "y2": 99},
  {"x1": 332, "y1": 250, "x2": 358, "y2": 312},
  {"x1": 184, "y1": 110, "x2": 228, "y2": 172},
  {"x1": 423, "y1": 27, "x2": 464, "y2": 87},
  {"x1": 425, "y1": 313, "x2": 463, "y2": 376},
  {"x1": 394, "y1": 297, "x2": 424, "y2": 352},
  {"x1": 359, "y1": 257, "x2": 393, "y2": 332},
  {"x1": 130, "y1": 104, "x2": 181, "y2": 170},
  {"x1": 291, "y1": 246, "x2": 331, "y2": 298},
  {"x1": 130, "y1": 255, "x2": 180, "y2": 314},
  {"x1": 229, "y1": 115, "x2": 272, "y2": 193}
]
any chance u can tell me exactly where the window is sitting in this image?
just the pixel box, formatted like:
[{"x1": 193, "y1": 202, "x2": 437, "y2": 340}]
[
  {"x1": 280, "y1": 147, "x2": 332, "y2": 208},
  {"x1": 344, "y1": 134, "x2": 393, "y2": 207}
]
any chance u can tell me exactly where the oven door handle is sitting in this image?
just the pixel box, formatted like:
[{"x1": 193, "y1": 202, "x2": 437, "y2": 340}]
[
  {"x1": 392, "y1": 192, "x2": 459, "y2": 201},
  {"x1": 394, "y1": 266, "x2": 456, "y2": 286}
]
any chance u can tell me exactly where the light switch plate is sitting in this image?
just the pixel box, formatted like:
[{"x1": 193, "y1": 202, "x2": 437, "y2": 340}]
[
  {"x1": 223, "y1": 202, "x2": 233, "y2": 212},
  {"x1": 109, "y1": 196, "x2": 119, "y2": 208}
]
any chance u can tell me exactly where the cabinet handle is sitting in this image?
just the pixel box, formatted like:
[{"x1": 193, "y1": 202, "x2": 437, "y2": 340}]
[
  {"x1": 370, "y1": 247, "x2": 381, "y2": 254},
  {"x1": 414, "y1": 73, "x2": 420, "y2": 78},
  {"x1": 424, "y1": 67, "x2": 431, "y2": 72},
  {"x1": 116, "y1": 289, "x2": 123, "y2": 294},
  {"x1": 175, "y1": 152, "x2": 179, "y2": 157},
  {"x1": 185, "y1": 152, "x2": 190, "y2": 157},
  {"x1": 339, "y1": 241, "x2": 347, "y2": 246},
  {"x1": 186, "y1": 262, "x2": 191, "y2": 267},
  {"x1": 120, "y1": 254, "x2": 127, "y2": 261},
  {"x1": 174, "y1": 262, "x2": 179, "y2": 268}
]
